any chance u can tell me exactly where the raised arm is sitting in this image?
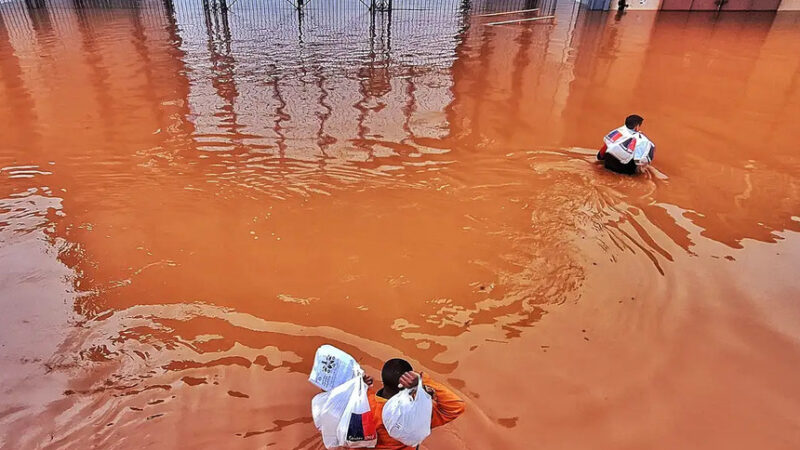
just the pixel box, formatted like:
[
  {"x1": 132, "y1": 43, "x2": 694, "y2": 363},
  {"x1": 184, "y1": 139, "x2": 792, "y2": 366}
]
[{"x1": 421, "y1": 373, "x2": 466, "y2": 428}]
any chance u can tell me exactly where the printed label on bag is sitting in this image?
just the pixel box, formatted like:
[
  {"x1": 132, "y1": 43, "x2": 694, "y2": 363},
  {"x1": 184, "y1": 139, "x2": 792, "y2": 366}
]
[
  {"x1": 346, "y1": 412, "x2": 377, "y2": 441},
  {"x1": 313, "y1": 355, "x2": 338, "y2": 387}
]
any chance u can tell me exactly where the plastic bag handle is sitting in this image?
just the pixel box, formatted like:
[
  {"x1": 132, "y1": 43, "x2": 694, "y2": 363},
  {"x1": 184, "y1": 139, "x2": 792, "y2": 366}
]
[
  {"x1": 397, "y1": 373, "x2": 425, "y2": 401},
  {"x1": 353, "y1": 367, "x2": 366, "y2": 395}
]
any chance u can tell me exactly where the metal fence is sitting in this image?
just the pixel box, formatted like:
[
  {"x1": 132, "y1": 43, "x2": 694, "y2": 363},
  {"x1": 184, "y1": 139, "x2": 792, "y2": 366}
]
[{"x1": 1, "y1": 0, "x2": 562, "y2": 35}]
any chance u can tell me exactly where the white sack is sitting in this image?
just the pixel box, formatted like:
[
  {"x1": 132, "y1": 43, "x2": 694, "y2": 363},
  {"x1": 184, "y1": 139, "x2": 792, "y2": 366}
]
[
  {"x1": 309, "y1": 344, "x2": 360, "y2": 391},
  {"x1": 381, "y1": 375, "x2": 433, "y2": 447}
]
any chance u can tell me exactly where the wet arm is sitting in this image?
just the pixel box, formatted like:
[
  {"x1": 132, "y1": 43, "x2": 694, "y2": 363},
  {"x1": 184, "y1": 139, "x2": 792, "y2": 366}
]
[{"x1": 597, "y1": 143, "x2": 607, "y2": 160}]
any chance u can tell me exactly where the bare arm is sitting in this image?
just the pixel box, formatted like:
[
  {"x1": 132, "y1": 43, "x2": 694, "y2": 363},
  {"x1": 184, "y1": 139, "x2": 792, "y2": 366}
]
[{"x1": 597, "y1": 143, "x2": 608, "y2": 160}]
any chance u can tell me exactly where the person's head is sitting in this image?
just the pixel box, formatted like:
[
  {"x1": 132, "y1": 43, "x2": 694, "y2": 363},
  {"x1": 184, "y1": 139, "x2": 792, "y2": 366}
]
[
  {"x1": 381, "y1": 358, "x2": 413, "y2": 397},
  {"x1": 625, "y1": 114, "x2": 644, "y2": 131}
]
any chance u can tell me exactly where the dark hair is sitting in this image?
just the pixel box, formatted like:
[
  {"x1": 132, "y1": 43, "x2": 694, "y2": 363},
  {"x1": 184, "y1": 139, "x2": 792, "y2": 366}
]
[
  {"x1": 625, "y1": 114, "x2": 644, "y2": 129},
  {"x1": 381, "y1": 358, "x2": 413, "y2": 388}
]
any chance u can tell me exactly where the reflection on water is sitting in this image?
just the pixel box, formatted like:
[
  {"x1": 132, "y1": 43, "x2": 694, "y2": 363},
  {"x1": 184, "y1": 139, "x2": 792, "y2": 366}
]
[{"x1": 1, "y1": 0, "x2": 799, "y2": 448}]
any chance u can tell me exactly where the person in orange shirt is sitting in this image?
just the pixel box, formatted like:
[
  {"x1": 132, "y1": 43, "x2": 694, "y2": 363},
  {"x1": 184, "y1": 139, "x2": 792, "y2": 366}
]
[{"x1": 362, "y1": 358, "x2": 466, "y2": 449}]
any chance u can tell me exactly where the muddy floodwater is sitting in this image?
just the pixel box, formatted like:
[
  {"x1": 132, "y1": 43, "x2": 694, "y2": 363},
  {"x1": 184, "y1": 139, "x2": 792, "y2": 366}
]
[{"x1": 1, "y1": 1, "x2": 799, "y2": 448}]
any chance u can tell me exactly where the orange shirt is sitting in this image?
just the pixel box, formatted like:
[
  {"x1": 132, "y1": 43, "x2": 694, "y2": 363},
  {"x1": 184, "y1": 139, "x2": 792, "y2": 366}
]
[{"x1": 367, "y1": 373, "x2": 466, "y2": 449}]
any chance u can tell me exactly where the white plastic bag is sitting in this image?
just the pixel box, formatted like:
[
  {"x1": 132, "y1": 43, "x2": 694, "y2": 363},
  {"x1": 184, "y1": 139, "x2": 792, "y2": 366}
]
[
  {"x1": 312, "y1": 374, "x2": 377, "y2": 449},
  {"x1": 382, "y1": 375, "x2": 433, "y2": 447},
  {"x1": 603, "y1": 126, "x2": 637, "y2": 164},
  {"x1": 633, "y1": 134, "x2": 655, "y2": 168},
  {"x1": 311, "y1": 391, "x2": 336, "y2": 446},
  {"x1": 603, "y1": 126, "x2": 655, "y2": 168},
  {"x1": 309, "y1": 344, "x2": 360, "y2": 391},
  {"x1": 337, "y1": 375, "x2": 377, "y2": 447}
]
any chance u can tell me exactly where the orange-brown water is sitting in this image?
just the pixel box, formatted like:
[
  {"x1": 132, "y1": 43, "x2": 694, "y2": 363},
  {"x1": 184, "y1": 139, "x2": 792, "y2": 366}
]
[{"x1": 1, "y1": 1, "x2": 800, "y2": 449}]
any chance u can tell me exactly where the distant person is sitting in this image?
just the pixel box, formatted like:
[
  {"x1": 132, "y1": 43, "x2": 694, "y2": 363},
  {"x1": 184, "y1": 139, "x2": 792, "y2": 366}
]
[
  {"x1": 597, "y1": 114, "x2": 656, "y2": 174},
  {"x1": 363, "y1": 358, "x2": 465, "y2": 449}
]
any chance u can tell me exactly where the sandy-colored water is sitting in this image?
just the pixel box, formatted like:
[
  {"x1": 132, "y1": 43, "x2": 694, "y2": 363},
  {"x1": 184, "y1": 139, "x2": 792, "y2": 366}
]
[{"x1": 1, "y1": 1, "x2": 799, "y2": 448}]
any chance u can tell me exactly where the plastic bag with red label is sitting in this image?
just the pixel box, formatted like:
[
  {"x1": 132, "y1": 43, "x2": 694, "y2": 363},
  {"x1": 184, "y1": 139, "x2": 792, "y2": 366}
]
[
  {"x1": 310, "y1": 347, "x2": 377, "y2": 449},
  {"x1": 339, "y1": 376, "x2": 377, "y2": 447},
  {"x1": 603, "y1": 126, "x2": 655, "y2": 170}
]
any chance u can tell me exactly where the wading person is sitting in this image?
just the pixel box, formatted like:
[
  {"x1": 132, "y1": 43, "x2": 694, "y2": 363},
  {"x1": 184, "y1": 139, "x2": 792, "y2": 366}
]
[
  {"x1": 597, "y1": 114, "x2": 656, "y2": 174},
  {"x1": 363, "y1": 358, "x2": 465, "y2": 449}
]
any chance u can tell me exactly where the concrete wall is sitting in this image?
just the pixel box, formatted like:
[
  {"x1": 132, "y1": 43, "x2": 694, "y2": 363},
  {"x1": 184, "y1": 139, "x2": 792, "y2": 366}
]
[
  {"x1": 610, "y1": 0, "x2": 663, "y2": 10},
  {"x1": 577, "y1": 0, "x2": 612, "y2": 11},
  {"x1": 779, "y1": 0, "x2": 800, "y2": 10},
  {"x1": 590, "y1": 0, "x2": 800, "y2": 10}
]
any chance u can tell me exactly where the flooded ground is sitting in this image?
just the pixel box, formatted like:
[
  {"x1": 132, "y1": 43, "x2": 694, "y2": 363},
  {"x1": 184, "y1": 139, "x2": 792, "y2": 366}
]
[{"x1": 1, "y1": 0, "x2": 799, "y2": 448}]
